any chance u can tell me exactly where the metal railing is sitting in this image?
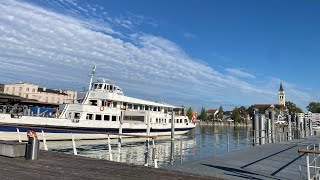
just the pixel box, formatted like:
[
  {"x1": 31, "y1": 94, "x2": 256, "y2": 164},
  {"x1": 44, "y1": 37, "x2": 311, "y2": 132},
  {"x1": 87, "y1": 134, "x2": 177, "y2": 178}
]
[{"x1": 298, "y1": 144, "x2": 320, "y2": 180}]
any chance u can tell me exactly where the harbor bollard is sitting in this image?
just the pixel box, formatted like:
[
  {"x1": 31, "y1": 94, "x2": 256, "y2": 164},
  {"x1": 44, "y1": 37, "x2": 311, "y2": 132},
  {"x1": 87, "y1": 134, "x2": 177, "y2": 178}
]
[
  {"x1": 25, "y1": 130, "x2": 40, "y2": 160},
  {"x1": 269, "y1": 110, "x2": 275, "y2": 143},
  {"x1": 266, "y1": 118, "x2": 271, "y2": 143},
  {"x1": 253, "y1": 109, "x2": 259, "y2": 146},
  {"x1": 259, "y1": 115, "x2": 265, "y2": 145},
  {"x1": 287, "y1": 114, "x2": 292, "y2": 141},
  {"x1": 309, "y1": 119, "x2": 313, "y2": 136},
  {"x1": 144, "y1": 140, "x2": 149, "y2": 166}
]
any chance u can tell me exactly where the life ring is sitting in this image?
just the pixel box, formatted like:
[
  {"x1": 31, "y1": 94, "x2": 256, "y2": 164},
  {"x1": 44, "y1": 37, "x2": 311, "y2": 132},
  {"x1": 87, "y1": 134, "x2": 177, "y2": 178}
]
[
  {"x1": 27, "y1": 129, "x2": 38, "y2": 139},
  {"x1": 99, "y1": 106, "x2": 104, "y2": 111}
]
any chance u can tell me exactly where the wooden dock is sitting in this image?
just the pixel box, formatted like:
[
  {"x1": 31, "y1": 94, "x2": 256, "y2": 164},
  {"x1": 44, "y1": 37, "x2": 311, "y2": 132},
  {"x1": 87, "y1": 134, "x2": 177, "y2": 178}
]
[
  {"x1": 166, "y1": 135, "x2": 320, "y2": 180},
  {"x1": 0, "y1": 150, "x2": 219, "y2": 180}
]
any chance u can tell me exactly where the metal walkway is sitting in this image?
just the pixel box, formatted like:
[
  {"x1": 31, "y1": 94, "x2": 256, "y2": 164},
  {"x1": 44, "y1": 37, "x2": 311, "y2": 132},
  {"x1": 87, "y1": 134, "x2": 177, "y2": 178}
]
[{"x1": 166, "y1": 136, "x2": 320, "y2": 180}]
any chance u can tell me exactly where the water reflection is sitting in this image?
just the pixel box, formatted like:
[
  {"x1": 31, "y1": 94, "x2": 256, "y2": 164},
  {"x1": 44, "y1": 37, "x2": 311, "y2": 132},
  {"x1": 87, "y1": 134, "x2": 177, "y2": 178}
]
[{"x1": 50, "y1": 125, "x2": 254, "y2": 167}]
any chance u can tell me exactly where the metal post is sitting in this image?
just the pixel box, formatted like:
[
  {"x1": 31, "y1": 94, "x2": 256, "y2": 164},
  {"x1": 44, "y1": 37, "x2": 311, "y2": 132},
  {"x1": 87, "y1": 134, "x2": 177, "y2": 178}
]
[
  {"x1": 287, "y1": 114, "x2": 291, "y2": 141},
  {"x1": 37, "y1": 107, "x2": 40, "y2": 117},
  {"x1": 16, "y1": 128, "x2": 22, "y2": 143},
  {"x1": 152, "y1": 138, "x2": 158, "y2": 168},
  {"x1": 254, "y1": 109, "x2": 259, "y2": 146},
  {"x1": 269, "y1": 110, "x2": 275, "y2": 143},
  {"x1": 297, "y1": 113, "x2": 303, "y2": 139},
  {"x1": 108, "y1": 134, "x2": 113, "y2": 161},
  {"x1": 71, "y1": 133, "x2": 77, "y2": 155},
  {"x1": 304, "y1": 118, "x2": 308, "y2": 137},
  {"x1": 267, "y1": 118, "x2": 271, "y2": 143},
  {"x1": 309, "y1": 119, "x2": 313, "y2": 136},
  {"x1": 306, "y1": 153, "x2": 310, "y2": 180},
  {"x1": 246, "y1": 131, "x2": 249, "y2": 146},
  {"x1": 237, "y1": 131, "x2": 240, "y2": 150},
  {"x1": 180, "y1": 137, "x2": 183, "y2": 163},
  {"x1": 171, "y1": 109, "x2": 175, "y2": 141},
  {"x1": 259, "y1": 115, "x2": 265, "y2": 145},
  {"x1": 169, "y1": 140, "x2": 175, "y2": 165},
  {"x1": 41, "y1": 130, "x2": 48, "y2": 151},
  {"x1": 144, "y1": 139, "x2": 149, "y2": 166},
  {"x1": 118, "y1": 111, "x2": 123, "y2": 162},
  {"x1": 227, "y1": 133, "x2": 230, "y2": 152}
]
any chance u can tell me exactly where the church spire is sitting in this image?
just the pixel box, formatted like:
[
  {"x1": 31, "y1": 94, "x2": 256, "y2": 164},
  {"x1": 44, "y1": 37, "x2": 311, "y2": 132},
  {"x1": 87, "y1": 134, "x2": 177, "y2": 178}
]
[{"x1": 279, "y1": 82, "x2": 284, "y2": 92}]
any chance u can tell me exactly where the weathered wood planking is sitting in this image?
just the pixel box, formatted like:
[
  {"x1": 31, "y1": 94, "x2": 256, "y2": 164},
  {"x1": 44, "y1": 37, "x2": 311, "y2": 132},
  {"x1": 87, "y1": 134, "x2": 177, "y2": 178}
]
[{"x1": 0, "y1": 150, "x2": 220, "y2": 180}]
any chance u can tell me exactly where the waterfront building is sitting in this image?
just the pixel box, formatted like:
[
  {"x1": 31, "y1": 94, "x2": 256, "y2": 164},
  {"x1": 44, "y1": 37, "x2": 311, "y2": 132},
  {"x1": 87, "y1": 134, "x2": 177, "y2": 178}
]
[
  {"x1": 207, "y1": 109, "x2": 219, "y2": 120},
  {"x1": 0, "y1": 82, "x2": 77, "y2": 104}
]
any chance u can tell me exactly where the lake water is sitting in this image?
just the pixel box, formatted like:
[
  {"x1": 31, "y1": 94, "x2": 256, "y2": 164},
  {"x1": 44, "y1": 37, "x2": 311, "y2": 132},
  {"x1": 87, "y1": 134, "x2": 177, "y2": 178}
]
[{"x1": 50, "y1": 125, "x2": 254, "y2": 167}]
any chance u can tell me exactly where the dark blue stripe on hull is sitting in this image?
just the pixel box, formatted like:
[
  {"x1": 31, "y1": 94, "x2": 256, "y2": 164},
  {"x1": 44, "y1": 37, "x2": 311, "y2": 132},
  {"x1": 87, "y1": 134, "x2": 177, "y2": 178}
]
[{"x1": 0, "y1": 125, "x2": 194, "y2": 134}]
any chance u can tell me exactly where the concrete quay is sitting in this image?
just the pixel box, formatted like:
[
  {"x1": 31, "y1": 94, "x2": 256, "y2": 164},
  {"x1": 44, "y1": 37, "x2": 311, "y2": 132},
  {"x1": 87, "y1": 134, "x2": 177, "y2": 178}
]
[{"x1": 166, "y1": 135, "x2": 320, "y2": 180}]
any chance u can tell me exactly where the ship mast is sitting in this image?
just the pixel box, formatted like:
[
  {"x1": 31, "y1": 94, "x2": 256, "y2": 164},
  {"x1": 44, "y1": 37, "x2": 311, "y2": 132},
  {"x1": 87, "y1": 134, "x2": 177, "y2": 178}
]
[{"x1": 88, "y1": 66, "x2": 96, "y2": 90}]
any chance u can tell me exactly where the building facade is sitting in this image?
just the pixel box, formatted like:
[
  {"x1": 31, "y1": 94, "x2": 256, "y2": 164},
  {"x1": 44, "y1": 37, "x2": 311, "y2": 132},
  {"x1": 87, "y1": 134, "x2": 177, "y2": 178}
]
[{"x1": 0, "y1": 82, "x2": 77, "y2": 104}]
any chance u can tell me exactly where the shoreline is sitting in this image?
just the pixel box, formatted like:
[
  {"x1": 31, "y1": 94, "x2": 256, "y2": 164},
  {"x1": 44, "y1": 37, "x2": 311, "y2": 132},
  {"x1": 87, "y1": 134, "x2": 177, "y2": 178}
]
[{"x1": 198, "y1": 121, "x2": 252, "y2": 126}]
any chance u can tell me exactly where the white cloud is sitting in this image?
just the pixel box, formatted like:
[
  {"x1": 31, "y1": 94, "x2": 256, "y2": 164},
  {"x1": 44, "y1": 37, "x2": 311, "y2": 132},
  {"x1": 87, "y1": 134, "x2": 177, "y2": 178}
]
[
  {"x1": 0, "y1": 0, "x2": 314, "y2": 110},
  {"x1": 225, "y1": 68, "x2": 256, "y2": 79}
]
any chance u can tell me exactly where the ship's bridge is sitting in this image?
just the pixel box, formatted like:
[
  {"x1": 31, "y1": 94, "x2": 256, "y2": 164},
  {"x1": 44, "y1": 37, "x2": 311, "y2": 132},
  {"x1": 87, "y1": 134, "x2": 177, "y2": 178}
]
[{"x1": 92, "y1": 79, "x2": 123, "y2": 96}]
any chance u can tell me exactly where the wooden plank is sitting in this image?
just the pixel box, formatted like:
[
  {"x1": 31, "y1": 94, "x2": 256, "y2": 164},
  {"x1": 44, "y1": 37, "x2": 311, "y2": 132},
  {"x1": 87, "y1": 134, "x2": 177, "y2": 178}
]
[{"x1": 0, "y1": 150, "x2": 219, "y2": 180}]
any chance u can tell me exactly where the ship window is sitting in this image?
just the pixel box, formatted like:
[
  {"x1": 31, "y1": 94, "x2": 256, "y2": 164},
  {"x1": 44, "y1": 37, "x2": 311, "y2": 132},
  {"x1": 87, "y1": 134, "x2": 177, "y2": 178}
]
[
  {"x1": 104, "y1": 115, "x2": 110, "y2": 121},
  {"x1": 128, "y1": 104, "x2": 132, "y2": 109},
  {"x1": 86, "y1": 114, "x2": 94, "y2": 120},
  {"x1": 140, "y1": 105, "x2": 143, "y2": 110},
  {"x1": 164, "y1": 119, "x2": 166, "y2": 123},
  {"x1": 169, "y1": 119, "x2": 171, "y2": 123},
  {"x1": 110, "y1": 85, "x2": 113, "y2": 91},
  {"x1": 113, "y1": 102, "x2": 117, "y2": 108},
  {"x1": 112, "y1": 116, "x2": 117, "y2": 121},
  {"x1": 96, "y1": 114, "x2": 102, "y2": 120},
  {"x1": 153, "y1": 107, "x2": 157, "y2": 111},
  {"x1": 98, "y1": 84, "x2": 103, "y2": 89},
  {"x1": 90, "y1": 100, "x2": 97, "y2": 106},
  {"x1": 156, "y1": 118, "x2": 158, "y2": 123},
  {"x1": 184, "y1": 119, "x2": 188, "y2": 123},
  {"x1": 93, "y1": 84, "x2": 98, "y2": 89},
  {"x1": 74, "y1": 113, "x2": 81, "y2": 119},
  {"x1": 134, "y1": 104, "x2": 138, "y2": 110},
  {"x1": 68, "y1": 112, "x2": 72, "y2": 119},
  {"x1": 106, "y1": 85, "x2": 109, "y2": 90},
  {"x1": 176, "y1": 119, "x2": 179, "y2": 123},
  {"x1": 145, "y1": 106, "x2": 149, "y2": 110},
  {"x1": 180, "y1": 119, "x2": 182, "y2": 123}
]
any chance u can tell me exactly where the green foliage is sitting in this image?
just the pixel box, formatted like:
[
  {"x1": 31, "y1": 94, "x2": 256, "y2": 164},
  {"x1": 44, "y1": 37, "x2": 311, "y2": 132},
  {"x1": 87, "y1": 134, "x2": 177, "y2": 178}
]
[
  {"x1": 218, "y1": 106, "x2": 224, "y2": 120},
  {"x1": 198, "y1": 107, "x2": 208, "y2": 121},
  {"x1": 307, "y1": 102, "x2": 320, "y2": 113},
  {"x1": 186, "y1": 107, "x2": 194, "y2": 120},
  {"x1": 231, "y1": 107, "x2": 241, "y2": 123},
  {"x1": 285, "y1": 101, "x2": 303, "y2": 118}
]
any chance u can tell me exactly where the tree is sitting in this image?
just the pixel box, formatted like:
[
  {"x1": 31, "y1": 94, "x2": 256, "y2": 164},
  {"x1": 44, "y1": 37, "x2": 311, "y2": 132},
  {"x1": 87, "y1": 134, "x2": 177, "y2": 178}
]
[
  {"x1": 231, "y1": 107, "x2": 241, "y2": 123},
  {"x1": 198, "y1": 107, "x2": 208, "y2": 121},
  {"x1": 307, "y1": 102, "x2": 320, "y2": 113},
  {"x1": 217, "y1": 106, "x2": 224, "y2": 120},
  {"x1": 186, "y1": 107, "x2": 194, "y2": 120},
  {"x1": 286, "y1": 101, "x2": 303, "y2": 119}
]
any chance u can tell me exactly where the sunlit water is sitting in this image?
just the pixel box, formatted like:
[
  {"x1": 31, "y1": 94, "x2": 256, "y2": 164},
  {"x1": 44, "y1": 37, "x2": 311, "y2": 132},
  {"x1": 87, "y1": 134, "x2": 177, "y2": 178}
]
[{"x1": 49, "y1": 125, "x2": 254, "y2": 167}]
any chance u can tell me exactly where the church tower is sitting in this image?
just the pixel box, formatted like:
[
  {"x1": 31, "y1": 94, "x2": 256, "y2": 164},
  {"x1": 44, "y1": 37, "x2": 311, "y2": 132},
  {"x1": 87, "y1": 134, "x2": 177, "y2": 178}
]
[{"x1": 278, "y1": 82, "x2": 285, "y2": 106}]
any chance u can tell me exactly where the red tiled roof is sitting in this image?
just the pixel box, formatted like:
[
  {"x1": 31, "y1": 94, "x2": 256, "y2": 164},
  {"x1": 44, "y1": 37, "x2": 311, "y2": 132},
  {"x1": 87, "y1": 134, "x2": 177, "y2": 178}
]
[{"x1": 207, "y1": 109, "x2": 217, "y2": 113}]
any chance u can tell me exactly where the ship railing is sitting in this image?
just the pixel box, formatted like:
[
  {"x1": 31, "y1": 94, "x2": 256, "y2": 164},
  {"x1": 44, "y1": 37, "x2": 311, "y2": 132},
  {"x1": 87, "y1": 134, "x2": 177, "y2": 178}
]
[
  {"x1": 298, "y1": 144, "x2": 320, "y2": 180},
  {"x1": 0, "y1": 122, "x2": 160, "y2": 168}
]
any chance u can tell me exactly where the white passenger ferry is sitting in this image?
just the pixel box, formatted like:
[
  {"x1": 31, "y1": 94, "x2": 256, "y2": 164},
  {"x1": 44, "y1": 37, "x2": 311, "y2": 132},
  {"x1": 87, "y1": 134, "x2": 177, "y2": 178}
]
[{"x1": 0, "y1": 72, "x2": 196, "y2": 141}]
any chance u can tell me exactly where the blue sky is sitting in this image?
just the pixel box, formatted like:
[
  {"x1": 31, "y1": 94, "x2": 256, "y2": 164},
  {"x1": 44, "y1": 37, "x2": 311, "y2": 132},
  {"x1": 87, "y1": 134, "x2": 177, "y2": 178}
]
[{"x1": 0, "y1": 0, "x2": 319, "y2": 110}]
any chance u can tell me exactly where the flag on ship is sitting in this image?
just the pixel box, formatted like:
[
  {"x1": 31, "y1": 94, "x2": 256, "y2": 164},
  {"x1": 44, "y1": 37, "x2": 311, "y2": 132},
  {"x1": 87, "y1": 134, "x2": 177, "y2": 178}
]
[
  {"x1": 92, "y1": 66, "x2": 96, "y2": 75},
  {"x1": 191, "y1": 111, "x2": 197, "y2": 123}
]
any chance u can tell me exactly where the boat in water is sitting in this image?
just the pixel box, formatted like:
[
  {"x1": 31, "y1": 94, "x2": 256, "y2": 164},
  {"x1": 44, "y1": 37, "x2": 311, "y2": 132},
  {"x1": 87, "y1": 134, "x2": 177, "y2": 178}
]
[{"x1": 0, "y1": 68, "x2": 196, "y2": 141}]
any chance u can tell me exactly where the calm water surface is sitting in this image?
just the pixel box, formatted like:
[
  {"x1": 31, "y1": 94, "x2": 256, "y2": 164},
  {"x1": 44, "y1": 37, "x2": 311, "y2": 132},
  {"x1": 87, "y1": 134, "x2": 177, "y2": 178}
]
[{"x1": 50, "y1": 125, "x2": 254, "y2": 167}]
